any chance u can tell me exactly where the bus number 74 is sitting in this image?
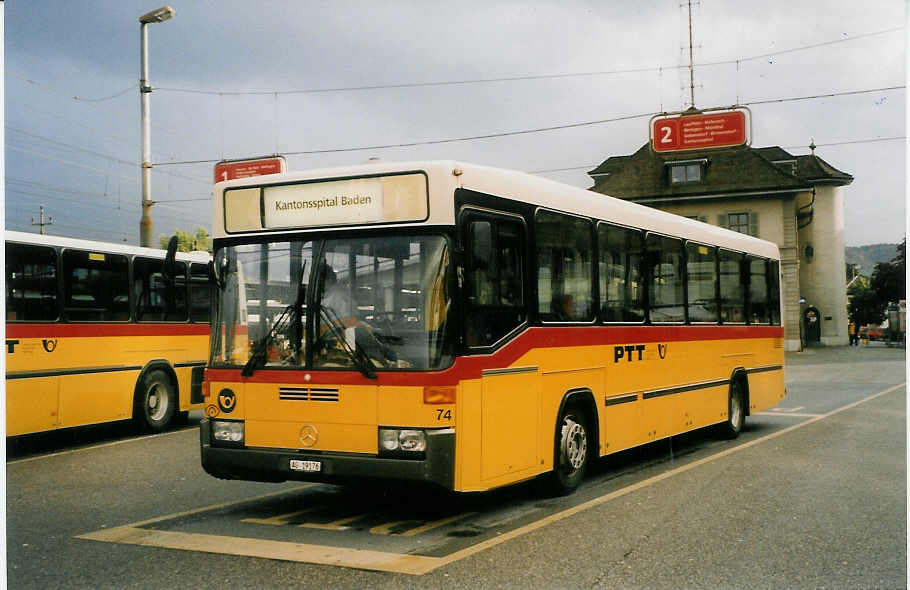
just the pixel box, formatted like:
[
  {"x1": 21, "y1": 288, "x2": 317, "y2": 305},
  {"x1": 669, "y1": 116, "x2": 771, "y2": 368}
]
[{"x1": 436, "y1": 409, "x2": 452, "y2": 421}]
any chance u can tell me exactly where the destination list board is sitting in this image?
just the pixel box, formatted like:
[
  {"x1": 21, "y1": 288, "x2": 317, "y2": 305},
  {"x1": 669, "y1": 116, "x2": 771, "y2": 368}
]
[
  {"x1": 652, "y1": 111, "x2": 747, "y2": 153},
  {"x1": 223, "y1": 172, "x2": 428, "y2": 233}
]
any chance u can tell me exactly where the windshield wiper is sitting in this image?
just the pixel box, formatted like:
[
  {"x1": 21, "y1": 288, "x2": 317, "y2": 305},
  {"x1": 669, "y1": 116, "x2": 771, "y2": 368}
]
[
  {"x1": 241, "y1": 304, "x2": 296, "y2": 377},
  {"x1": 242, "y1": 261, "x2": 307, "y2": 377},
  {"x1": 319, "y1": 305, "x2": 377, "y2": 380}
]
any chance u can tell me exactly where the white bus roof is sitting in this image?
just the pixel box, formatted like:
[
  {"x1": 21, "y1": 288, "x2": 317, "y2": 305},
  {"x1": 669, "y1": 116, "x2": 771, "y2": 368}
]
[
  {"x1": 4, "y1": 230, "x2": 211, "y2": 263},
  {"x1": 213, "y1": 160, "x2": 780, "y2": 260}
]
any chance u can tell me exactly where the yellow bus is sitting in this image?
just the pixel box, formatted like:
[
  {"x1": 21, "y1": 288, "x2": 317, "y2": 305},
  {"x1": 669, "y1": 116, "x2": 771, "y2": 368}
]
[
  {"x1": 5, "y1": 231, "x2": 211, "y2": 436},
  {"x1": 200, "y1": 161, "x2": 784, "y2": 494}
]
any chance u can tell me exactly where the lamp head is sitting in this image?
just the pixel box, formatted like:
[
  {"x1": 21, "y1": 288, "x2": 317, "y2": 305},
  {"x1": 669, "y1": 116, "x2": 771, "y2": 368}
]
[{"x1": 140, "y1": 6, "x2": 175, "y2": 24}]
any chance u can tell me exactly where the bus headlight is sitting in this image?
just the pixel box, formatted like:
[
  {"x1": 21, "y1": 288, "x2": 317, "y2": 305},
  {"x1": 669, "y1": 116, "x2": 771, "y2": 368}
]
[
  {"x1": 380, "y1": 429, "x2": 400, "y2": 451},
  {"x1": 212, "y1": 420, "x2": 244, "y2": 445},
  {"x1": 378, "y1": 428, "x2": 426, "y2": 456},
  {"x1": 399, "y1": 430, "x2": 427, "y2": 452}
]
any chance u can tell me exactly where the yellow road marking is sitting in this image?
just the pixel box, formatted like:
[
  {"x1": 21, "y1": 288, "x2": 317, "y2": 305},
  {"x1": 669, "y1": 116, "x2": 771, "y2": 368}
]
[
  {"x1": 400, "y1": 512, "x2": 477, "y2": 537},
  {"x1": 300, "y1": 514, "x2": 367, "y2": 531},
  {"x1": 369, "y1": 512, "x2": 476, "y2": 536},
  {"x1": 78, "y1": 526, "x2": 438, "y2": 576},
  {"x1": 756, "y1": 411, "x2": 824, "y2": 418},
  {"x1": 368, "y1": 520, "x2": 411, "y2": 535},
  {"x1": 242, "y1": 506, "x2": 319, "y2": 526},
  {"x1": 76, "y1": 382, "x2": 904, "y2": 575}
]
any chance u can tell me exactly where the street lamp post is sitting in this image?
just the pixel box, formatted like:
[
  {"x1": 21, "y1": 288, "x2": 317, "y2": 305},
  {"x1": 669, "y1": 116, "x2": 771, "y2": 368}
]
[{"x1": 139, "y1": 6, "x2": 175, "y2": 247}]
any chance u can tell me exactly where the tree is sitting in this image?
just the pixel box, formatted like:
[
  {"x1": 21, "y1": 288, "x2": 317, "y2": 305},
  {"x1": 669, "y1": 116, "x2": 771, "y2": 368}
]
[
  {"x1": 870, "y1": 239, "x2": 906, "y2": 305},
  {"x1": 159, "y1": 228, "x2": 212, "y2": 253},
  {"x1": 848, "y1": 287, "x2": 885, "y2": 327}
]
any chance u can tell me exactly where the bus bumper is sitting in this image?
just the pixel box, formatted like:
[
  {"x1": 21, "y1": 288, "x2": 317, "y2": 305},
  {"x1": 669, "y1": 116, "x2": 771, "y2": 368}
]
[{"x1": 199, "y1": 419, "x2": 455, "y2": 490}]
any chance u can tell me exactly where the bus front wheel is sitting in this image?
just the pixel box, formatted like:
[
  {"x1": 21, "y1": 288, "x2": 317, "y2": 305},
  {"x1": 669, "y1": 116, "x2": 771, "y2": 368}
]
[
  {"x1": 719, "y1": 379, "x2": 745, "y2": 439},
  {"x1": 135, "y1": 369, "x2": 176, "y2": 432},
  {"x1": 544, "y1": 406, "x2": 590, "y2": 496}
]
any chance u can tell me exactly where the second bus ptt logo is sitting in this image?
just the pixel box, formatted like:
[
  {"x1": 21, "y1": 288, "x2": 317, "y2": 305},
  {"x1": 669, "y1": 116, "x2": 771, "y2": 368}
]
[{"x1": 613, "y1": 343, "x2": 669, "y2": 363}]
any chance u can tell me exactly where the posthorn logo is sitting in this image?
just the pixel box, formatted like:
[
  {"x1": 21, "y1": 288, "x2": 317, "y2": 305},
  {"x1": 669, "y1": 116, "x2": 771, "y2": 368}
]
[{"x1": 217, "y1": 389, "x2": 236, "y2": 414}]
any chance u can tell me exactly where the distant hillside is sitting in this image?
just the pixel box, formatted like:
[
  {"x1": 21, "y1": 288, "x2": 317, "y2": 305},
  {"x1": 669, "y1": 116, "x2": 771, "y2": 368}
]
[{"x1": 845, "y1": 243, "x2": 900, "y2": 274}]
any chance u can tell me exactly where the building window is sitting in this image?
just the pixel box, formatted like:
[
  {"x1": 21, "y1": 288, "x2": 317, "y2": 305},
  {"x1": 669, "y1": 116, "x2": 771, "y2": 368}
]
[
  {"x1": 727, "y1": 212, "x2": 750, "y2": 234},
  {"x1": 717, "y1": 212, "x2": 759, "y2": 237},
  {"x1": 686, "y1": 215, "x2": 707, "y2": 223},
  {"x1": 669, "y1": 163, "x2": 703, "y2": 184},
  {"x1": 772, "y1": 160, "x2": 798, "y2": 175}
]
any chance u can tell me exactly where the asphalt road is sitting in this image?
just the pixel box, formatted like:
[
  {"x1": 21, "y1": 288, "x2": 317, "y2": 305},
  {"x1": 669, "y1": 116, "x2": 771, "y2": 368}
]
[{"x1": 6, "y1": 344, "x2": 906, "y2": 589}]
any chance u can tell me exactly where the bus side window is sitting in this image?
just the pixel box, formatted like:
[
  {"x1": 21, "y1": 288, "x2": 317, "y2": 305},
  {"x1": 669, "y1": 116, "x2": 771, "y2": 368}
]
[
  {"x1": 135, "y1": 257, "x2": 188, "y2": 322},
  {"x1": 190, "y1": 263, "x2": 210, "y2": 323},
  {"x1": 768, "y1": 260, "x2": 781, "y2": 325},
  {"x1": 719, "y1": 249, "x2": 745, "y2": 324},
  {"x1": 747, "y1": 256, "x2": 770, "y2": 324},
  {"x1": 464, "y1": 215, "x2": 526, "y2": 347},
  {"x1": 536, "y1": 210, "x2": 594, "y2": 322},
  {"x1": 598, "y1": 223, "x2": 644, "y2": 323},
  {"x1": 468, "y1": 221, "x2": 495, "y2": 306},
  {"x1": 686, "y1": 242, "x2": 718, "y2": 323},
  {"x1": 63, "y1": 250, "x2": 130, "y2": 322},
  {"x1": 646, "y1": 234, "x2": 684, "y2": 323},
  {"x1": 6, "y1": 242, "x2": 58, "y2": 322}
]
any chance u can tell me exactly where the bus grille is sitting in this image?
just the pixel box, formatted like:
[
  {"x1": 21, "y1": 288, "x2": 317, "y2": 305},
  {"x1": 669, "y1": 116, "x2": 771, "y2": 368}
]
[{"x1": 279, "y1": 387, "x2": 340, "y2": 402}]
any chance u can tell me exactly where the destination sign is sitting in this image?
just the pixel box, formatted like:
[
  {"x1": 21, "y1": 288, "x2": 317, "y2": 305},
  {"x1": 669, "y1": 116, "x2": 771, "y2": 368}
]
[
  {"x1": 263, "y1": 177, "x2": 385, "y2": 228},
  {"x1": 222, "y1": 172, "x2": 428, "y2": 233},
  {"x1": 652, "y1": 111, "x2": 748, "y2": 153}
]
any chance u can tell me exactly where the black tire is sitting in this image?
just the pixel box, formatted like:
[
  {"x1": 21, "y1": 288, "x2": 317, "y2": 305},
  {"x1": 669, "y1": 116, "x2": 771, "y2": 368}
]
[
  {"x1": 135, "y1": 369, "x2": 176, "y2": 432},
  {"x1": 719, "y1": 379, "x2": 745, "y2": 439},
  {"x1": 543, "y1": 405, "x2": 590, "y2": 496}
]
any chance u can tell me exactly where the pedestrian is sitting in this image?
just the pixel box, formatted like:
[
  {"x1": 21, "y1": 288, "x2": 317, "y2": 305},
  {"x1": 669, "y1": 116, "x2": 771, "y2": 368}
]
[{"x1": 848, "y1": 320, "x2": 858, "y2": 346}]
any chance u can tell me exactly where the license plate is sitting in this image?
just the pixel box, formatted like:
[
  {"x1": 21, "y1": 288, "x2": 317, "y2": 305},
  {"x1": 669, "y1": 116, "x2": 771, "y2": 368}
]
[{"x1": 289, "y1": 459, "x2": 321, "y2": 473}]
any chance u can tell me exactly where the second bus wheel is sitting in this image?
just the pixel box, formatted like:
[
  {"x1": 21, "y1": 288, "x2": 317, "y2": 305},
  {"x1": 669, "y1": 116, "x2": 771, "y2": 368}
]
[
  {"x1": 544, "y1": 406, "x2": 590, "y2": 496},
  {"x1": 135, "y1": 369, "x2": 176, "y2": 432},
  {"x1": 718, "y1": 379, "x2": 745, "y2": 439}
]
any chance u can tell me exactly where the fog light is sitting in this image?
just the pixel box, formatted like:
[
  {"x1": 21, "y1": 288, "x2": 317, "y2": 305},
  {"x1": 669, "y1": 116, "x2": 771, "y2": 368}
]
[
  {"x1": 212, "y1": 420, "x2": 244, "y2": 444},
  {"x1": 380, "y1": 429, "x2": 400, "y2": 451},
  {"x1": 398, "y1": 430, "x2": 426, "y2": 452}
]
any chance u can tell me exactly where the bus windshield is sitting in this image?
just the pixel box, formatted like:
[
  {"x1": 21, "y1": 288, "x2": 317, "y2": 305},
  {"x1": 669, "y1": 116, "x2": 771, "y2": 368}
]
[{"x1": 211, "y1": 234, "x2": 454, "y2": 372}]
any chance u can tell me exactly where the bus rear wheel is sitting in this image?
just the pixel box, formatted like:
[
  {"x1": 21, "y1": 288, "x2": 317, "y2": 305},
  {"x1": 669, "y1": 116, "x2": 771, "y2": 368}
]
[
  {"x1": 544, "y1": 406, "x2": 590, "y2": 496},
  {"x1": 719, "y1": 379, "x2": 745, "y2": 439},
  {"x1": 135, "y1": 369, "x2": 176, "y2": 432}
]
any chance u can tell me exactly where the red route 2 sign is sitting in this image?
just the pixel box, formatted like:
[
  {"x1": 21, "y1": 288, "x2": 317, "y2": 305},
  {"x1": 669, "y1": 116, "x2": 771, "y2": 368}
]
[
  {"x1": 214, "y1": 156, "x2": 286, "y2": 183},
  {"x1": 652, "y1": 111, "x2": 747, "y2": 153}
]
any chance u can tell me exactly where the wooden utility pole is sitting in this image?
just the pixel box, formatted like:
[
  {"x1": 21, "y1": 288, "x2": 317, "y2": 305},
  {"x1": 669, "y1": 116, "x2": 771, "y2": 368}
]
[{"x1": 31, "y1": 206, "x2": 53, "y2": 235}]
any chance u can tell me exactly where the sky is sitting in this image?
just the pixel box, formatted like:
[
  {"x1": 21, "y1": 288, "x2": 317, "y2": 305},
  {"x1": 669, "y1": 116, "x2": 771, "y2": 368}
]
[{"x1": 3, "y1": 1, "x2": 907, "y2": 247}]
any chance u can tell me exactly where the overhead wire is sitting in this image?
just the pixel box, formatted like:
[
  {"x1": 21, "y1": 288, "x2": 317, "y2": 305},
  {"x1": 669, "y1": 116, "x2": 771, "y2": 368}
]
[
  {"x1": 7, "y1": 126, "x2": 212, "y2": 186},
  {"x1": 155, "y1": 85, "x2": 906, "y2": 166},
  {"x1": 7, "y1": 26, "x2": 904, "y2": 241},
  {"x1": 155, "y1": 26, "x2": 904, "y2": 96}
]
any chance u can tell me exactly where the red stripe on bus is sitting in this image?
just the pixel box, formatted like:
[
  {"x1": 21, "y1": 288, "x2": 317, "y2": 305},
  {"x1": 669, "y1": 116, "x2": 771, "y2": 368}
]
[
  {"x1": 5, "y1": 323, "x2": 210, "y2": 338},
  {"x1": 204, "y1": 324, "x2": 784, "y2": 387}
]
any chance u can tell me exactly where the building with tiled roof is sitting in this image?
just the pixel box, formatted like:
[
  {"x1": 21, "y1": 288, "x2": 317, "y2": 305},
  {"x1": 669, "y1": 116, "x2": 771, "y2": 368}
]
[{"x1": 589, "y1": 142, "x2": 853, "y2": 350}]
